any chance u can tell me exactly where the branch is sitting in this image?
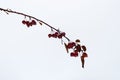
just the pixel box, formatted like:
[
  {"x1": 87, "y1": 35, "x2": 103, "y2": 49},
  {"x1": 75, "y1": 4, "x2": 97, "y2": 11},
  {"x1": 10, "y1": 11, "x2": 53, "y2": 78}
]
[
  {"x1": 0, "y1": 8, "x2": 70, "y2": 41},
  {"x1": 0, "y1": 8, "x2": 88, "y2": 68}
]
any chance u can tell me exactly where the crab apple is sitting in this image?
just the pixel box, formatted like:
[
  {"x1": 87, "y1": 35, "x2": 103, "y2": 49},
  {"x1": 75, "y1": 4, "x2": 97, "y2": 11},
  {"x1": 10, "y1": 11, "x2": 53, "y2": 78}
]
[
  {"x1": 74, "y1": 50, "x2": 79, "y2": 56},
  {"x1": 29, "y1": 22, "x2": 33, "y2": 26},
  {"x1": 70, "y1": 52, "x2": 75, "y2": 57},
  {"x1": 57, "y1": 32, "x2": 66, "y2": 39},
  {"x1": 67, "y1": 42, "x2": 76, "y2": 49},
  {"x1": 70, "y1": 52, "x2": 78, "y2": 57},
  {"x1": 61, "y1": 32, "x2": 66, "y2": 36},
  {"x1": 74, "y1": 52, "x2": 78, "y2": 57},
  {"x1": 22, "y1": 20, "x2": 26, "y2": 24},
  {"x1": 55, "y1": 32, "x2": 59, "y2": 35},
  {"x1": 25, "y1": 21, "x2": 30, "y2": 27},
  {"x1": 31, "y1": 20, "x2": 36, "y2": 25},
  {"x1": 81, "y1": 45, "x2": 87, "y2": 51},
  {"x1": 48, "y1": 34, "x2": 52, "y2": 38},
  {"x1": 58, "y1": 34, "x2": 62, "y2": 39},
  {"x1": 72, "y1": 42, "x2": 76, "y2": 46},
  {"x1": 75, "y1": 44, "x2": 81, "y2": 52},
  {"x1": 82, "y1": 52, "x2": 88, "y2": 58},
  {"x1": 52, "y1": 33, "x2": 58, "y2": 38},
  {"x1": 75, "y1": 39, "x2": 80, "y2": 43}
]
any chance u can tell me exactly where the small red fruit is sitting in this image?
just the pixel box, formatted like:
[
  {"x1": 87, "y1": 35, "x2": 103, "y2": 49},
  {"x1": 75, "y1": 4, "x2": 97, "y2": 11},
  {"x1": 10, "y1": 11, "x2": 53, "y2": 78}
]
[
  {"x1": 75, "y1": 44, "x2": 81, "y2": 52},
  {"x1": 72, "y1": 42, "x2": 76, "y2": 46},
  {"x1": 58, "y1": 34, "x2": 62, "y2": 38},
  {"x1": 67, "y1": 42, "x2": 76, "y2": 49},
  {"x1": 61, "y1": 32, "x2": 66, "y2": 36},
  {"x1": 81, "y1": 45, "x2": 87, "y2": 51},
  {"x1": 74, "y1": 50, "x2": 78, "y2": 56},
  {"x1": 52, "y1": 34, "x2": 57, "y2": 38},
  {"x1": 55, "y1": 32, "x2": 58, "y2": 35},
  {"x1": 48, "y1": 34, "x2": 52, "y2": 38},
  {"x1": 29, "y1": 22, "x2": 33, "y2": 26},
  {"x1": 74, "y1": 52, "x2": 78, "y2": 57},
  {"x1": 25, "y1": 21, "x2": 30, "y2": 27},
  {"x1": 22, "y1": 20, "x2": 26, "y2": 24},
  {"x1": 70, "y1": 52, "x2": 78, "y2": 57},
  {"x1": 82, "y1": 53, "x2": 88, "y2": 57},
  {"x1": 67, "y1": 43, "x2": 72, "y2": 48},
  {"x1": 31, "y1": 20, "x2": 36, "y2": 25},
  {"x1": 75, "y1": 39, "x2": 80, "y2": 43},
  {"x1": 70, "y1": 52, "x2": 75, "y2": 57}
]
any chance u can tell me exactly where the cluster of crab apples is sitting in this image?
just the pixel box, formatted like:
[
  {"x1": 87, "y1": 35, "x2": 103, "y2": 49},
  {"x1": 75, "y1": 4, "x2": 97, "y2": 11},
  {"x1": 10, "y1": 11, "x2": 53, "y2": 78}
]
[
  {"x1": 48, "y1": 30, "x2": 66, "y2": 39},
  {"x1": 64, "y1": 39, "x2": 88, "y2": 58},
  {"x1": 21, "y1": 18, "x2": 88, "y2": 68},
  {"x1": 22, "y1": 19, "x2": 37, "y2": 27},
  {"x1": 64, "y1": 39, "x2": 88, "y2": 68},
  {"x1": 47, "y1": 29, "x2": 88, "y2": 60}
]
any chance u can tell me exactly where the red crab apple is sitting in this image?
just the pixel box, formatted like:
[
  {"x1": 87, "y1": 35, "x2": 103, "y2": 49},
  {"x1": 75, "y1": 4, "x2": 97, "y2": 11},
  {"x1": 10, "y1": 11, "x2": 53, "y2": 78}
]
[
  {"x1": 29, "y1": 22, "x2": 33, "y2": 26},
  {"x1": 67, "y1": 42, "x2": 76, "y2": 49},
  {"x1": 57, "y1": 32, "x2": 66, "y2": 39},
  {"x1": 70, "y1": 51, "x2": 78, "y2": 57},
  {"x1": 31, "y1": 20, "x2": 36, "y2": 25},
  {"x1": 22, "y1": 20, "x2": 26, "y2": 24},
  {"x1": 82, "y1": 52, "x2": 88, "y2": 58},
  {"x1": 74, "y1": 50, "x2": 79, "y2": 57},
  {"x1": 61, "y1": 32, "x2": 66, "y2": 36},
  {"x1": 55, "y1": 32, "x2": 58, "y2": 35},
  {"x1": 81, "y1": 45, "x2": 87, "y2": 51},
  {"x1": 25, "y1": 21, "x2": 30, "y2": 27},
  {"x1": 70, "y1": 52, "x2": 75, "y2": 57},
  {"x1": 75, "y1": 39, "x2": 80, "y2": 43},
  {"x1": 52, "y1": 33, "x2": 58, "y2": 38},
  {"x1": 75, "y1": 44, "x2": 81, "y2": 52},
  {"x1": 48, "y1": 34, "x2": 52, "y2": 38},
  {"x1": 58, "y1": 34, "x2": 62, "y2": 38}
]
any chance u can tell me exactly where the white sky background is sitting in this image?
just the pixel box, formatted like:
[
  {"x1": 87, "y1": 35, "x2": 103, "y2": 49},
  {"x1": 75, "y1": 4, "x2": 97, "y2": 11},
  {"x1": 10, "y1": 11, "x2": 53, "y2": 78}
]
[{"x1": 0, "y1": 0, "x2": 120, "y2": 80}]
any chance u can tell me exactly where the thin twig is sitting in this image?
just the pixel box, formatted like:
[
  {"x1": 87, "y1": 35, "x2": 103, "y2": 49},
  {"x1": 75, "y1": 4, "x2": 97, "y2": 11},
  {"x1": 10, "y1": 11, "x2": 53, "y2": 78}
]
[{"x1": 0, "y1": 8, "x2": 70, "y2": 41}]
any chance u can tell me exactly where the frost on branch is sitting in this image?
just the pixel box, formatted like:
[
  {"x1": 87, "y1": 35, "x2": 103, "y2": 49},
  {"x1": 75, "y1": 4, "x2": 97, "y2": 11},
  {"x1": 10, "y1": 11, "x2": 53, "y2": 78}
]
[{"x1": 0, "y1": 8, "x2": 88, "y2": 68}]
